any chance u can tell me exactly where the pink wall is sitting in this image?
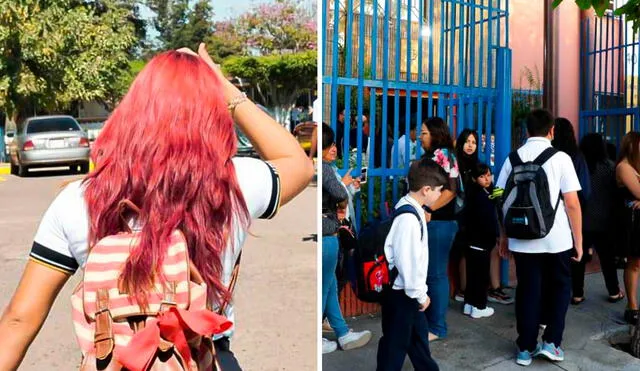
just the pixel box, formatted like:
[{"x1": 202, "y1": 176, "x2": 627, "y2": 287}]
[
  {"x1": 554, "y1": 1, "x2": 581, "y2": 130},
  {"x1": 509, "y1": 1, "x2": 544, "y2": 90},
  {"x1": 509, "y1": 0, "x2": 582, "y2": 134}
]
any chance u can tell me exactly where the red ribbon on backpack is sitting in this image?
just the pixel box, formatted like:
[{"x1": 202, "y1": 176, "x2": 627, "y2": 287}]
[{"x1": 115, "y1": 306, "x2": 232, "y2": 371}]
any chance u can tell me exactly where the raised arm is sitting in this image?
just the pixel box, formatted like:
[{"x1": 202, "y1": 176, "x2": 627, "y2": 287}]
[
  {"x1": 0, "y1": 261, "x2": 70, "y2": 370},
  {"x1": 193, "y1": 43, "x2": 314, "y2": 207}
]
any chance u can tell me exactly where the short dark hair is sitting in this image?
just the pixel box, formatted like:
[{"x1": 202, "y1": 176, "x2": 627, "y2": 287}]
[
  {"x1": 322, "y1": 123, "x2": 335, "y2": 150},
  {"x1": 526, "y1": 109, "x2": 555, "y2": 137},
  {"x1": 471, "y1": 162, "x2": 491, "y2": 179},
  {"x1": 408, "y1": 158, "x2": 449, "y2": 192},
  {"x1": 424, "y1": 117, "x2": 454, "y2": 150}
]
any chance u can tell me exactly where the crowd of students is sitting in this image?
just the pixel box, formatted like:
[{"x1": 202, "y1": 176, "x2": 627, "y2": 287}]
[{"x1": 323, "y1": 108, "x2": 640, "y2": 370}]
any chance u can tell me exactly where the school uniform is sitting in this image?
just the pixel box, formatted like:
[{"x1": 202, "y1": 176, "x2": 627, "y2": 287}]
[
  {"x1": 496, "y1": 137, "x2": 581, "y2": 353},
  {"x1": 376, "y1": 195, "x2": 439, "y2": 371},
  {"x1": 463, "y1": 183, "x2": 499, "y2": 310}
]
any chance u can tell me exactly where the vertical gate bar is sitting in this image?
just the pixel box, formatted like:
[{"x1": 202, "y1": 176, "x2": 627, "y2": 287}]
[
  {"x1": 458, "y1": 0, "x2": 465, "y2": 88},
  {"x1": 618, "y1": 15, "x2": 624, "y2": 134},
  {"x1": 418, "y1": 0, "x2": 424, "y2": 83},
  {"x1": 330, "y1": 0, "x2": 341, "y2": 137},
  {"x1": 429, "y1": 0, "x2": 435, "y2": 83},
  {"x1": 599, "y1": 17, "x2": 604, "y2": 126},
  {"x1": 609, "y1": 14, "x2": 615, "y2": 110},
  {"x1": 381, "y1": 0, "x2": 391, "y2": 216},
  {"x1": 417, "y1": 91, "x2": 423, "y2": 159},
  {"x1": 369, "y1": 0, "x2": 379, "y2": 221},
  {"x1": 439, "y1": 0, "x2": 446, "y2": 86},
  {"x1": 355, "y1": 0, "x2": 367, "y2": 226},
  {"x1": 478, "y1": 96, "x2": 485, "y2": 163},
  {"x1": 579, "y1": 18, "x2": 585, "y2": 137},
  {"x1": 496, "y1": 47, "x2": 512, "y2": 287},
  {"x1": 391, "y1": 0, "x2": 401, "y2": 202},
  {"x1": 484, "y1": 100, "x2": 493, "y2": 167},
  {"x1": 505, "y1": 0, "x2": 509, "y2": 47},
  {"x1": 488, "y1": 0, "x2": 494, "y2": 88},
  {"x1": 450, "y1": 1, "x2": 457, "y2": 86},
  {"x1": 591, "y1": 18, "x2": 597, "y2": 129},
  {"x1": 470, "y1": 0, "x2": 476, "y2": 89},
  {"x1": 343, "y1": 0, "x2": 356, "y2": 169},
  {"x1": 405, "y1": 0, "x2": 413, "y2": 171},
  {"x1": 479, "y1": 0, "x2": 485, "y2": 87}
]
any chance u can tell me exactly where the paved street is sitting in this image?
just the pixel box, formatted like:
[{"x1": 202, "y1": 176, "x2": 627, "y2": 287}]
[
  {"x1": 324, "y1": 272, "x2": 640, "y2": 370},
  {"x1": 0, "y1": 168, "x2": 317, "y2": 370}
]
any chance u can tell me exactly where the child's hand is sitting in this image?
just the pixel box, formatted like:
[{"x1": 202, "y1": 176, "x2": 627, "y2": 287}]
[
  {"x1": 419, "y1": 296, "x2": 431, "y2": 312},
  {"x1": 498, "y1": 236, "x2": 509, "y2": 258}
]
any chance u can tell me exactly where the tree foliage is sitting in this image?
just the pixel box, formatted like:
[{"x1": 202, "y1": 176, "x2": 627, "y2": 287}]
[
  {"x1": 223, "y1": 50, "x2": 317, "y2": 125},
  {"x1": 235, "y1": 0, "x2": 317, "y2": 55},
  {"x1": 0, "y1": 0, "x2": 138, "y2": 121},
  {"x1": 552, "y1": 0, "x2": 640, "y2": 31},
  {"x1": 147, "y1": 0, "x2": 214, "y2": 51}
]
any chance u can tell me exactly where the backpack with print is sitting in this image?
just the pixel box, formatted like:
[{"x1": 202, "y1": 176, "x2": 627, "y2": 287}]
[
  {"x1": 501, "y1": 147, "x2": 561, "y2": 240},
  {"x1": 71, "y1": 200, "x2": 238, "y2": 371},
  {"x1": 353, "y1": 204, "x2": 424, "y2": 303}
]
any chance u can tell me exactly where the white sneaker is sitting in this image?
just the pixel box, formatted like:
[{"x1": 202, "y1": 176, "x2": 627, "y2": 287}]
[
  {"x1": 470, "y1": 306, "x2": 495, "y2": 319},
  {"x1": 463, "y1": 303, "x2": 472, "y2": 315},
  {"x1": 322, "y1": 338, "x2": 337, "y2": 354},
  {"x1": 338, "y1": 329, "x2": 372, "y2": 350}
]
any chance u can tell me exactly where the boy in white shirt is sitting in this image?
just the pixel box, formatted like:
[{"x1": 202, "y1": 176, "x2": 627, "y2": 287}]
[{"x1": 376, "y1": 158, "x2": 448, "y2": 371}]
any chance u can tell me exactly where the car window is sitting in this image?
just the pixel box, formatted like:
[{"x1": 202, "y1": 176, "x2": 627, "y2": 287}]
[{"x1": 26, "y1": 118, "x2": 81, "y2": 134}]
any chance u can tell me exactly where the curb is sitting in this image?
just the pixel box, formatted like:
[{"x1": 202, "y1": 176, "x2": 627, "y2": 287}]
[{"x1": 0, "y1": 162, "x2": 94, "y2": 175}]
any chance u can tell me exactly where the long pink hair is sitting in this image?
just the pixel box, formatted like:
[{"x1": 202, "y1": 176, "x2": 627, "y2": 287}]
[{"x1": 83, "y1": 51, "x2": 249, "y2": 306}]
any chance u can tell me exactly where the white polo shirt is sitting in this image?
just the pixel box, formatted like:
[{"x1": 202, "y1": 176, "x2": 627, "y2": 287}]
[
  {"x1": 496, "y1": 137, "x2": 581, "y2": 254},
  {"x1": 30, "y1": 157, "x2": 281, "y2": 338},
  {"x1": 384, "y1": 195, "x2": 429, "y2": 305}
]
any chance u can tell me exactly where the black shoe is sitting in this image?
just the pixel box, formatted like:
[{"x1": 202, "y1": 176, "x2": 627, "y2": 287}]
[{"x1": 624, "y1": 309, "x2": 639, "y2": 325}]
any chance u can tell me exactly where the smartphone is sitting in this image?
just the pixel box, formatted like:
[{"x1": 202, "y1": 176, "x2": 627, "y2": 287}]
[{"x1": 360, "y1": 167, "x2": 368, "y2": 184}]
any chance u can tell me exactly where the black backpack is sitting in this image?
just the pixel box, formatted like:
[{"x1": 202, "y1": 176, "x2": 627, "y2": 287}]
[
  {"x1": 353, "y1": 204, "x2": 424, "y2": 303},
  {"x1": 502, "y1": 147, "x2": 560, "y2": 240}
]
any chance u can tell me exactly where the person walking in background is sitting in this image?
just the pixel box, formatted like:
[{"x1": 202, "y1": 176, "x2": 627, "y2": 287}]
[
  {"x1": 376, "y1": 158, "x2": 447, "y2": 371},
  {"x1": 551, "y1": 118, "x2": 592, "y2": 306},
  {"x1": 615, "y1": 132, "x2": 640, "y2": 325},
  {"x1": 462, "y1": 163, "x2": 499, "y2": 319},
  {"x1": 321, "y1": 124, "x2": 372, "y2": 354},
  {"x1": 497, "y1": 109, "x2": 583, "y2": 367},
  {"x1": 576, "y1": 133, "x2": 624, "y2": 304},
  {"x1": 419, "y1": 117, "x2": 460, "y2": 342}
]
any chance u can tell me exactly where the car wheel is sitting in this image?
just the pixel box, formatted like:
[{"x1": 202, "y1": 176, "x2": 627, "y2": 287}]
[
  {"x1": 10, "y1": 161, "x2": 17, "y2": 175},
  {"x1": 79, "y1": 162, "x2": 89, "y2": 174},
  {"x1": 17, "y1": 162, "x2": 28, "y2": 177}
]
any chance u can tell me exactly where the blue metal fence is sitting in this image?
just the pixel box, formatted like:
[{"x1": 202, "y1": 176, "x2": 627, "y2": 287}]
[
  {"x1": 580, "y1": 11, "x2": 640, "y2": 149},
  {"x1": 323, "y1": 0, "x2": 511, "y2": 226}
]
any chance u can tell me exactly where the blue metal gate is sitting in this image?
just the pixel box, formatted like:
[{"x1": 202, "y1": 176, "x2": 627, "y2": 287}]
[
  {"x1": 580, "y1": 9, "x2": 640, "y2": 148},
  {"x1": 322, "y1": 0, "x2": 512, "y2": 225}
]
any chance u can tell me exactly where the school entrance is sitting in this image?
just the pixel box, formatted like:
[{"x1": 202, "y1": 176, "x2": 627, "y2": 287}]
[{"x1": 322, "y1": 0, "x2": 512, "y2": 316}]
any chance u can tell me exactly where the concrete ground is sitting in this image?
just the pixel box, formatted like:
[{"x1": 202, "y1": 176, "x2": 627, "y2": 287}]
[
  {"x1": 323, "y1": 272, "x2": 640, "y2": 370},
  {"x1": 0, "y1": 168, "x2": 317, "y2": 370}
]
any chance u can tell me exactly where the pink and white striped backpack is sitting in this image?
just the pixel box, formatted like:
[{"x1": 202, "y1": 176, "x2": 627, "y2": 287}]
[{"x1": 71, "y1": 200, "x2": 239, "y2": 371}]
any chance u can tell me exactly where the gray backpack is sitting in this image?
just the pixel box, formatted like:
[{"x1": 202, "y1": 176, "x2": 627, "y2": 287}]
[{"x1": 502, "y1": 147, "x2": 560, "y2": 240}]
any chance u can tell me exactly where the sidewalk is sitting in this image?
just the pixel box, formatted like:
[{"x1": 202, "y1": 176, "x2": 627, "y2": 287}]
[{"x1": 323, "y1": 272, "x2": 640, "y2": 370}]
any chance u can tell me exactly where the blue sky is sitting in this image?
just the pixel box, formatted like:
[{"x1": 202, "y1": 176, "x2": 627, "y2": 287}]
[{"x1": 139, "y1": 0, "x2": 265, "y2": 22}]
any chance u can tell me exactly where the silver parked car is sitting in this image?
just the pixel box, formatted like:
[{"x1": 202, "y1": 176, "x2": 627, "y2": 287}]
[{"x1": 9, "y1": 115, "x2": 91, "y2": 177}]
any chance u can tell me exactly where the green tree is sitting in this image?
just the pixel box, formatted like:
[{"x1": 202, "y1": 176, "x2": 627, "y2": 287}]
[
  {"x1": 552, "y1": 0, "x2": 640, "y2": 31},
  {"x1": 223, "y1": 51, "x2": 317, "y2": 126},
  {"x1": 147, "y1": 0, "x2": 214, "y2": 51},
  {"x1": 0, "y1": 0, "x2": 138, "y2": 122}
]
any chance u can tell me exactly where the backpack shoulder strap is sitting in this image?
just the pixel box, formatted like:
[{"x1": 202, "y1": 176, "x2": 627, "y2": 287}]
[
  {"x1": 509, "y1": 151, "x2": 523, "y2": 167},
  {"x1": 533, "y1": 147, "x2": 558, "y2": 167},
  {"x1": 393, "y1": 204, "x2": 424, "y2": 240},
  {"x1": 217, "y1": 252, "x2": 242, "y2": 315}
]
